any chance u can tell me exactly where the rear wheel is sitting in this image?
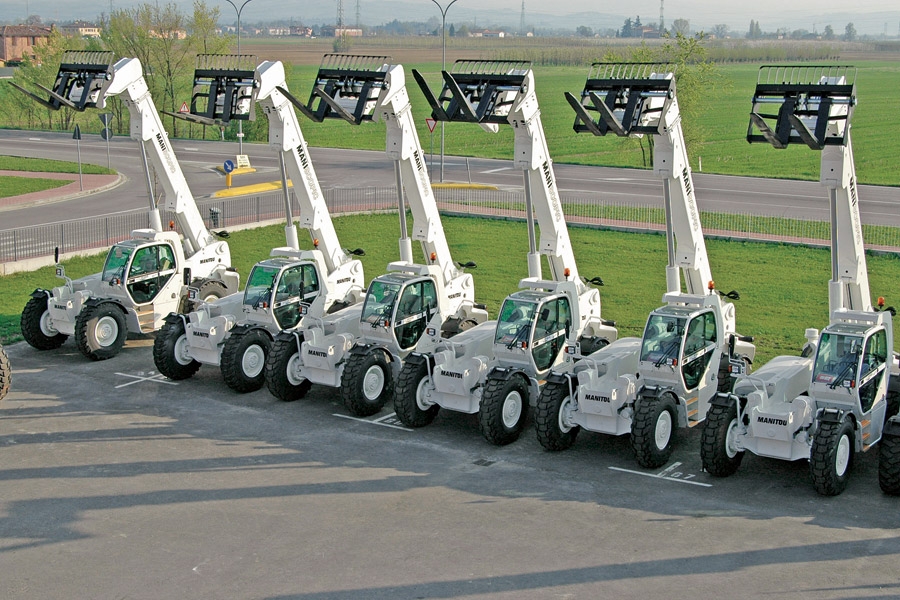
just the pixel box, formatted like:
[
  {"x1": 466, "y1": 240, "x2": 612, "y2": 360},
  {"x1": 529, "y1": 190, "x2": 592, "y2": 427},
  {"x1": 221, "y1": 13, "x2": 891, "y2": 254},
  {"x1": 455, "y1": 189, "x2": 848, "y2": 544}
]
[
  {"x1": 220, "y1": 327, "x2": 271, "y2": 393},
  {"x1": 535, "y1": 379, "x2": 580, "y2": 451},
  {"x1": 701, "y1": 402, "x2": 744, "y2": 477},
  {"x1": 631, "y1": 394, "x2": 678, "y2": 468},
  {"x1": 810, "y1": 416, "x2": 855, "y2": 496},
  {"x1": 153, "y1": 319, "x2": 201, "y2": 380},
  {"x1": 265, "y1": 335, "x2": 312, "y2": 402},
  {"x1": 878, "y1": 430, "x2": 900, "y2": 496},
  {"x1": 394, "y1": 356, "x2": 439, "y2": 427},
  {"x1": 185, "y1": 279, "x2": 228, "y2": 312},
  {"x1": 0, "y1": 344, "x2": 10, "y2": 401},
  {"x1": 21, "y1": 296, "x2": 67, "y2": 350},
  {"x1": 479, "y1": 374, "x2": 529, "y2": 446},
  {"x1": 75, "y1": 303, "x2": 127, "y2": 361},
  {"x1": 341, "y1": 350, "x2": 393, "y2": 417}
]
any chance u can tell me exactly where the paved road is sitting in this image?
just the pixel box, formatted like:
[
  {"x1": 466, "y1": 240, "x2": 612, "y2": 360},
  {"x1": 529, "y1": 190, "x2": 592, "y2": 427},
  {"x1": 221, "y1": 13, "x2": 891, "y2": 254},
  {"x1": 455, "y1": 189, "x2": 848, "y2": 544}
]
[
  {"x1": 2, "y1": 339, "x2": 899, "y2": 599},
  {"x1": 2, "y1": 129, "x2": 898, "y2": 231}
]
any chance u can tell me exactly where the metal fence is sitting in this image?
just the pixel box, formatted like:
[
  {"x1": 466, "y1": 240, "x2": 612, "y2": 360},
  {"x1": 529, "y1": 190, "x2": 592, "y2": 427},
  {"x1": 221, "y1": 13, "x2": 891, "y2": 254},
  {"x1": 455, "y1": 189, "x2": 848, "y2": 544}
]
[{"x1": 3, "y1": 186, "x2": 899, "y2": 267}]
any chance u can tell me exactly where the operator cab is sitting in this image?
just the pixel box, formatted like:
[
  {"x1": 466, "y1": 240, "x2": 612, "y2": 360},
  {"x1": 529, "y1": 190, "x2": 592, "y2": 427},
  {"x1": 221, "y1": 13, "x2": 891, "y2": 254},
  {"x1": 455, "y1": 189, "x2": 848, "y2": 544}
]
[
  {"x1": 102, "y1": 240, "x2": 177, "y2": 305},
  {"x1": 811, "y1": 322, "x2": 889, "y2": 413},
  {"x1": 361, "y1": 273, "x2": 438, "y2": 351},
  {"x1": 242, "y1": 258, "x2": 321, "y2": 330},
  {"x1": 640, "y1": 306, "x2": 718, "y2": 391},
  {"x1": 494, "y1": 291, "x2": 571, "y2": 374}
]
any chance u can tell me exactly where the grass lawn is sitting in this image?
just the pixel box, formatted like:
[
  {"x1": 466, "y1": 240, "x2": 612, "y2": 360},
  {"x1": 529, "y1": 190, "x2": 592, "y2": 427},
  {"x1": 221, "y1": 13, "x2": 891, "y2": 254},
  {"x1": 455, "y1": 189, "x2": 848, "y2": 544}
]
[
  {"x1": 0, "y1": 155, "x2": 115, "y2": 175},
  {"x1": 4, "y1": 213, "x2": 900, "y2": 366},
  {"x1": 0, "y1": 175, "x2": 69, "y2": 198}
]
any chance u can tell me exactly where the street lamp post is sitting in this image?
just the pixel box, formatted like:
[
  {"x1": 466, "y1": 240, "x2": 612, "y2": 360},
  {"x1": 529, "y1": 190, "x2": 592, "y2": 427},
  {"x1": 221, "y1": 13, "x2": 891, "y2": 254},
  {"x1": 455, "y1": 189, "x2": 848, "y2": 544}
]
[
  {"x1": 225, "y1": 0, "x2": 253, "y2": 155},
  {"x1": 430, "y1": 0, "x2": 458, "y2": 182}
]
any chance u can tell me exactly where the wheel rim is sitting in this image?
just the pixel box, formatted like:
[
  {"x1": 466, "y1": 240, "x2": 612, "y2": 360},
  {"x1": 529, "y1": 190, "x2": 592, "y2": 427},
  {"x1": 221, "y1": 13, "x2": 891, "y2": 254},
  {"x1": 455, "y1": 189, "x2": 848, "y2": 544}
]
[
  {"x1": 502, "y1": 390, "x2": 523, "y2": 429},
  {"x1": 363, "y1": 364, "x2": 385, "y2": 401},
  {"x1": 174, "y1": 334, "x2": 192, "y2": 366},
  {"x1": 835, "y1": 432, "x2": 851, "y2": 477},
  {"x1": 94, "y1": 315, "x2": 120, "y2": 347},
  {"x1": 241, "y1": 344, "x2": 266, "y2": 378},
  {"x1": 654, "y1": 408, "x2": 673, "y2": 451},
  {"x1": 558, "y1": 394, "x2": 575, "y2": 433},
  {"x1": 724, "y1": 418, "x2": 740, "y2": 459},
  {"x1": 40, "y1": 310, "x2": 59, "y2": 336},
  {"x1": 286, "y1": 352, "x2": 304, "y2": 386},
  {"x1": 415, "y1": 375, "x2": 434, "y2": 410}
]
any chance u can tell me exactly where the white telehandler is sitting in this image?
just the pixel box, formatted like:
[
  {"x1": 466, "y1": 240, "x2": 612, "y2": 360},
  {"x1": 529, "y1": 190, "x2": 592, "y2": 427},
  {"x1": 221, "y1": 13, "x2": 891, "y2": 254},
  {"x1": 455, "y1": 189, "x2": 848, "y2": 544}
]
[
  {"x1": 534, "y1": 63, "x2": 755, "y2": 467},
  {"x1": 265, "y1": 54, "x2": 487, "y2": 416},
  {"x1": 395, "y1": 60, "x2": 617, "y2": 445},
  {"x1": 152, "y1": 57, "x2": 365, "y2": 392},
  {"x1": 701, "y1": 65, "x2": 899, "y2": 496},
  {"x1": 14, "y1": 51, "x2": 239, "y2": 361}
]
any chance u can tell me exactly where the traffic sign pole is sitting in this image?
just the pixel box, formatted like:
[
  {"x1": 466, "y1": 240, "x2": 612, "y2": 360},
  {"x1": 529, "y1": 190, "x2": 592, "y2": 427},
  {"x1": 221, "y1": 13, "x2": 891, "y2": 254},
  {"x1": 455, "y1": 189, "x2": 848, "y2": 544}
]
[{"x1": 73, "y1": 125, "x2": 84, "y2": 191}]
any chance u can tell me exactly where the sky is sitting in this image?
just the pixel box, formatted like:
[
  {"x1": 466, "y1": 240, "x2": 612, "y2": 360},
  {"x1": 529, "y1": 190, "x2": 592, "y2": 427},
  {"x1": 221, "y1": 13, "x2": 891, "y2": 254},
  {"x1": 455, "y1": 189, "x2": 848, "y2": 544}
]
[{"x1": 8, "y1": 0, "x2": 899, "y2": 36}]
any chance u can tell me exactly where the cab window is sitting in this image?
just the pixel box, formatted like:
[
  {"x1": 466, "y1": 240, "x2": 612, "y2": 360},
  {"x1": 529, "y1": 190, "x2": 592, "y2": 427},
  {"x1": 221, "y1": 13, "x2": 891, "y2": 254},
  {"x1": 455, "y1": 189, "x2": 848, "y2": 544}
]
[
  {"x1": 395, "y1": 280, "x2": 437, "y2": 349},
  {"x1": 532, "y1": 297, "x2": 570, "y2": 372}
]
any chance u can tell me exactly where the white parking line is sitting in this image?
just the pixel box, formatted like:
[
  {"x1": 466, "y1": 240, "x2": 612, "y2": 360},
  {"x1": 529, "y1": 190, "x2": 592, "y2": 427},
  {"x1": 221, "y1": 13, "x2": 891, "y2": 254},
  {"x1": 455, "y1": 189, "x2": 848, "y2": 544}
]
[
  {"x1": 481, "y1": 167, "x2": 512, "y2": 174},
  {"x1": 608, "y1": 464, "x2": 712, "y2": 487},
  {"x1": 333, "y1": 412, "x2": 413, "y2": 431},
  {"x1": 115, "y1": 372, "x2": 179, "y2": 388}
]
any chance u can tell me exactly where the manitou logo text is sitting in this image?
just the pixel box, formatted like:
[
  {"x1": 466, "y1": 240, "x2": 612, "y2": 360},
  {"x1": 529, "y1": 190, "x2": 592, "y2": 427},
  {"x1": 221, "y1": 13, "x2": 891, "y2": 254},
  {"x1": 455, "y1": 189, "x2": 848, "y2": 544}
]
[
  {"x1": 585, "y1": 393, "x2": 611, "y2": 403},
  {"x1": 756, "y1": 416, "x2": 787, "y2": 426},
  {"x1": 192, "y1": 331, "x2": 210, "y2": 338},
  {"x1": 308, "y1": 349, "x2": 328, "y2": 358},
  {"x1": 156, "y1": 132, "x2": 168, "y2": 153},
  {"x1": 440, "y1": 370, "x2": 463, "y2": 379},
  {"x1": 337, "y1": 277, "x2": 351, "y2": 284}
]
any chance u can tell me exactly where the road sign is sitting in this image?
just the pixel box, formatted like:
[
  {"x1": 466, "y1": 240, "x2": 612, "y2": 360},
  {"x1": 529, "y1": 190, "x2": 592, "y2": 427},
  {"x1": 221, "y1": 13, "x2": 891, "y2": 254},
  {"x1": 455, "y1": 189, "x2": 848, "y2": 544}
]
[
  {"x1": 223, "y1": 159, "x2": 235, "y2": 173},
  {"x1": 99, "y1": 112, "x2": 113, "y2": 126},
  {"x1": 179, "y1": 101, "x2": 189, "y2": 113},
  {"x1": 100, "y1": 128, "x2": 112, "y2": 141},
  {"x1": 425, "y1": 117, "x2": 437, "y2": 133},
  {"x1": 72, "y1": 125, "x2": 82, "y2": 140}
]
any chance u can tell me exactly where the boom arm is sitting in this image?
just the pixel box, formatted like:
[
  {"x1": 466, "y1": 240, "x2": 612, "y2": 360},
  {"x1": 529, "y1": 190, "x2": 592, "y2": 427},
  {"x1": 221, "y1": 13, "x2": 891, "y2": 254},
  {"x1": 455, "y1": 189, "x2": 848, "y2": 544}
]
[
  {"x1": 414, "y1": 60, "x2": 583, "y2": 288},
  {"x1": 566, "y1": 63, "x2": 712, "y2": 297},
  {"x1": 747, "y1": 65, "x2": 870, "y2": 313}
]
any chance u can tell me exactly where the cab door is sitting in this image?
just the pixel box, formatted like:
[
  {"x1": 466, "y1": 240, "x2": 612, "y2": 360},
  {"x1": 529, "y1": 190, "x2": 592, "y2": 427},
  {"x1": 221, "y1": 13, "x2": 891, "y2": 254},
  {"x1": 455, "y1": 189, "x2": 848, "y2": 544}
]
[
  {"x1": 858, "y1": 328, "x2": 888, "y2": 413},
  {"x1": 531, "y1": 297, "x2": 570, "y2": 372},
  {"x1": 273, "y1": 264, "x2": 320, "y2": 329},
  {"x1": 126, "y1": 244, "x2": 176, "y2": 305},
  {"x1": 680, "y1": 310, "x2": 717, "y2": 391},
  {"x1": 394, "y1": 280, "x2": 437, "y2": 350}
]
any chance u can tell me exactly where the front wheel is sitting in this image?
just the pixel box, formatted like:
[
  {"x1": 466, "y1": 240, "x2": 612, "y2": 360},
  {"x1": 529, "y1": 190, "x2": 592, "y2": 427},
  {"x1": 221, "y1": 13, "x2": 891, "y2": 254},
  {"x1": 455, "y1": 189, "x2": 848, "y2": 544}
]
[
  {"x1": 220, "y1": 327, "x2": 272, "y2": 393},
  {"x1": 535, "y1": 379, "x2": 580, "y2": 451},
  {"x1": 700, "y1": 402, "x2": 744, "y2": 477},
  {"x1": 878, "y1": 431, "x2": 900, "y2": 496},
  {"x1": 479, "y1": 374, "x2": 529, "y2": 446},
  {"x1": 265, "y1": 335, "x2": 312, "y2": 402},
  {"x1": 631, "y1": 394, "x2": 678, "y2": 468},
  {"x1": 153, "y1": 319, "x2": 201, "y2": 380},
  {"x1": 21, "y1": 296, "x2": 67, "y2": 350},
  {"x1": 810, "y1": 416, "x2": 855, "y2": 496},
  {"x1": 75, "y1": 302, "x2": 127, "y2": 361},
  {"x1": 341, "y1": 350, "x2": 393, "y2": 417},
  {"x1": 394, "y1": 356, "x2": 439, "y2": 427},
  {"x1": 184, "y1": 279, "x2": 229, "y2": 312}
]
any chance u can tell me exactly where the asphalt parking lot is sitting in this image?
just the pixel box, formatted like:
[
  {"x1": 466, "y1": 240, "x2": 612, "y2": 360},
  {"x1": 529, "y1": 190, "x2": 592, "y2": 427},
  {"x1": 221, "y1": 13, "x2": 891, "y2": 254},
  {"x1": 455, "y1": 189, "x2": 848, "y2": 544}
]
[{"x1": 2, "y1": 337, "x2": 899, "y2": 599}]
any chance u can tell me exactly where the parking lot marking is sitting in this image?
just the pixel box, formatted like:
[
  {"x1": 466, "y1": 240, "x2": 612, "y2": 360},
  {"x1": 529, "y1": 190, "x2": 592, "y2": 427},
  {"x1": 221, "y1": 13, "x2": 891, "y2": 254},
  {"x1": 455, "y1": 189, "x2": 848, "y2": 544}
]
[
  {"x1": 333, "y1": 412, "x2": 413, "y2": 431},
  {"x1": 114, "y1": 372, "x2": 179, "y2": 388},
  {"x1": 608, "y1": 464, "x2": 712, "y2": 488}
]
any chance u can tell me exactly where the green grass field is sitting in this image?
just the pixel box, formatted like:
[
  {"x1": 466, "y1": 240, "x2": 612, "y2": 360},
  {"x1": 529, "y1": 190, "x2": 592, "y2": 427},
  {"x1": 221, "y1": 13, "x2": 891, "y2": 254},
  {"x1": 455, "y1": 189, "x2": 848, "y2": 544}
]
[
  {"x1": 4, "y1": 213, "x2": 900, "y2": 366},
  {"x1": 0, "y1": 176, "x2": 69, "y2": 198},
  {"x1": 0, "y1": 155, "x2": 115, "y2": 175}
]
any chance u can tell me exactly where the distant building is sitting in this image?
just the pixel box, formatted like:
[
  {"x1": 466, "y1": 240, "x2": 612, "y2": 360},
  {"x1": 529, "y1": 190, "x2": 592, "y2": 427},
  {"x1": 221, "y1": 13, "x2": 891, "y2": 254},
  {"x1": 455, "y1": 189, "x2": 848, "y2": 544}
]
[
  {"x1": 60, "y1": 21, "x2": 101, "y2": 38},
  {"x1": 334, "y1": 27, "x2": 363, "y2": 37},
  {"x1": 148, "y1": 28, "x2": 187, "y2": 39},
  {"x1": 473, "y1": 30, "x2": 505, "y2": 38},
  {"x1": 290, "y1": 26, "x2": 313, "y2": 37},
  {"x1": 0, "y1": 25, "x2": 53, "y2": 63},
  {"x1": 267, "y1": 27, "x2": 290, "y2": 36}
]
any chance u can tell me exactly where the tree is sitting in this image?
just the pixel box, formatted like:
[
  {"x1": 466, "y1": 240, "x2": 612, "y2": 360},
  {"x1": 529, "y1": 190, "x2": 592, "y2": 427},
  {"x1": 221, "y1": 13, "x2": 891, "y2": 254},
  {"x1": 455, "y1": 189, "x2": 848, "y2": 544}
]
[
  {"x1": 712, "y1": 24, "x2": 728, "y2": 39},
  {"x1": 576, "y1": 25, "x2": 593, "y2": 38},
  {"x1": 449, "y1": 23, "x2": 455, "y2": 37},
  {"x1": 824, "y1": 24, "x2": 835, "y2": 40},
  {"x1": 672, "y1": 18, "x2": 690, "y2": 36},
  {"x1": 620, "y1": 17, "x2": 633, "y2": 38},
  {"x1": 844, "y1": 22, "x2": 857, "y2": 41},
  {"x1": 189, "y1": 0, "x2": 229, "y2": 55},
  {"x1": 747, "y1": 20, "x2": 762, "y2": 39}
]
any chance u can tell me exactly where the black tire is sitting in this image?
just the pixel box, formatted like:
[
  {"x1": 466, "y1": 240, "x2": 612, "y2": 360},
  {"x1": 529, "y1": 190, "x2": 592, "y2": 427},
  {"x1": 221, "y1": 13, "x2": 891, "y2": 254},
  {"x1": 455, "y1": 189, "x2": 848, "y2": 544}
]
[
  {"x1": 878, "y1": 431, "x2": 900, "y2": 496},
  {"x1": 153, "y1": 319, "x2": 201, "y2": 380},
  {"x1": 579, "y1": 336, "x2": 609, "y2": 356},
  {"x1": 631, "y1": 393, "x2": 678, "y2": 468},
  {"x1": 340, "y1": 350, "x2": 393, "y2": 417},
  {"x1": 265, "y1": 334, "x2": 312, "y2": 402},
  {"x1": 220, "y1": 327, "x2": 272, "y2": 393},
  {"x1": 810, "y1": 416, "x2": 855, "y2": 496},
  {"x1": 394, "y1": 356, "x2": 439, "y2": 427},
  {"x1": 535, "y1": 379, "x2": 580, "y2": 451},
  {"x1": 21, "y1": 296, "x2": 67, "y2": 350},
  {"x1": 185, "y1": 279, "x2": 228, "y2": 312},
  {"x1": 0, "y1": 344, "x2": 10, "y2": 402},
  {"x1": 75, "y1": 302, "x2": 127, "y2": 361},
  {"x1": 478, "y1": 374, "x2": 529, "y2": 446},
  {"x1": 700, "y1": 402, "x2": 744, "y2": 477}
]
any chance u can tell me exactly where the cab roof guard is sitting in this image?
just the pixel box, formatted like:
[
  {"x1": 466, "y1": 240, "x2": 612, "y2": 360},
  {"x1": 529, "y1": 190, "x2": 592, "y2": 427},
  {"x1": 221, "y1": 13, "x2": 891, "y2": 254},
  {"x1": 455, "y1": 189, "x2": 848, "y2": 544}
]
[
  {"x1": 564, "y1": 62, "x2": 676, "y2": 137},
  {"x1": 412, "y1": 59, "x2": 532, "y2": 125},
  {"x1": 277, "y1": 53, "x2": 391, "y2": 125},
  {"x1": 747, "y1": 65, "x2": 856, "y2": 150},
  {"x1": 165, "y1": 54, "x2": 258, "y2": 126},
  {"x1": 9, "y1": 50, "x2": 115, "y2": 111}
]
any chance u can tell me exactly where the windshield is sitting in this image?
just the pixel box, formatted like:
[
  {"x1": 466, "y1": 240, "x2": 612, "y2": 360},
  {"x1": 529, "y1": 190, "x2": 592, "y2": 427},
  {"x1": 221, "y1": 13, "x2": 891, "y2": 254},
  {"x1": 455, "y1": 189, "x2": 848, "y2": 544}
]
[
  {"x1": 640, "y1": 314, "x2": 686, "y2": 364},
  {"x1": 101, "y1": 244, "x2": 134, "y2": 282},
  {"x1": 361, "y1": 280, "x2": 402, "y2": 325},
  {"x1": 813, "y1": 332, "x2": 863, "y2": 388},
  {"x1": 243, "y1": 265, "x2": 279, "y2": 307},
  {"x1": 494, "y1": 298, "x2": 537, "y2": 347}
]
